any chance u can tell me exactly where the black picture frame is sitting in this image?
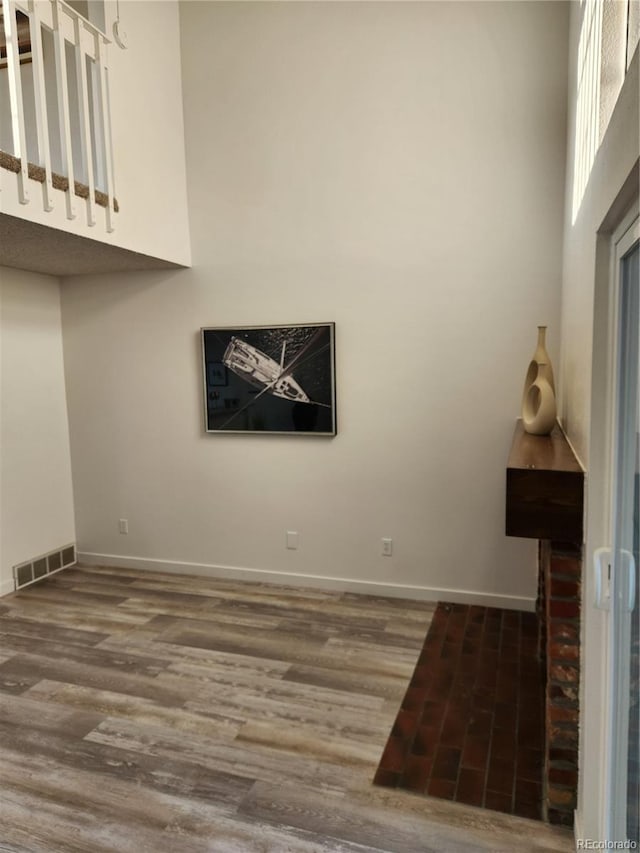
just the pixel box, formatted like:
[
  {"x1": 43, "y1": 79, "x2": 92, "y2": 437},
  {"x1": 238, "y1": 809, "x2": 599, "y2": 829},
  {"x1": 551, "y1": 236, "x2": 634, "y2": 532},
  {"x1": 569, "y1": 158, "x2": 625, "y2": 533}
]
[{"x1": 201, "y1": 323, "x2": 336, "y2": 435}]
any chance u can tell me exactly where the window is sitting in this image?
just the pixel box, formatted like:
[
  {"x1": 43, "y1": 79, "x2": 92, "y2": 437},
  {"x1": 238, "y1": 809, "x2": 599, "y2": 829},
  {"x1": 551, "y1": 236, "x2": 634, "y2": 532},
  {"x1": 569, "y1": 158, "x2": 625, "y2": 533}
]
[{"x1": 572, "y1": 0, "x2": 639, "y2": 223}]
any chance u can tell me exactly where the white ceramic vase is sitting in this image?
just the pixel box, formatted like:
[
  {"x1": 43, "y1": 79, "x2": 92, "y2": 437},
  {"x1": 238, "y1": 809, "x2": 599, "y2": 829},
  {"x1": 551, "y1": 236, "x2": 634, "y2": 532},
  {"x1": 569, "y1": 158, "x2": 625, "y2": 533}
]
[
  {"x1": 523, "y1": 361, "x2": 557, "y2": 435},
  {"x1": 521, "y1": 326, "x2": 557, "y2": 435},
  {"x1": 521, "y1": 325, "x2": 555, "y2": 407}
]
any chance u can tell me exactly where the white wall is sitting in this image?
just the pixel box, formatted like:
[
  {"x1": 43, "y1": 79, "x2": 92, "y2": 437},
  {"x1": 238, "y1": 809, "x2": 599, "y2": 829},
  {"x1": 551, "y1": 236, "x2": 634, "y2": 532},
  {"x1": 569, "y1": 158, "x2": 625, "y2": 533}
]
[
  {"x1": 0, "y1": 266, "x2": 76, "y2": 596},
  {"x1": 105, "y1": 0, "x2": 191, "y2": 265},
  {"x1": 0, "y1": 1, "x2": 191, "y2": 268},
  {"x1": 61, "y1": 1, "x2": 569, "y2": 607},
  {"x1": 560, "y1": 38, "x2": 639, "y2": 466},
  {"x1": 559, "y1": 3, "x2": 640, "y2": 838}
]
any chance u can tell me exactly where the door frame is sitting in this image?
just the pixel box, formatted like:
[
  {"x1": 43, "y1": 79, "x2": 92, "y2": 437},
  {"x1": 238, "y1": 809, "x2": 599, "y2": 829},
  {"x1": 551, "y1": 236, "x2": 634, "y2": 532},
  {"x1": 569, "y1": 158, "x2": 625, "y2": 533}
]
[
  {"x1": 582, "y1": 201, "x2": 639, "y2": 842},
  {"x1": 606, "y1": 212, "x2": 639, "y2": 841}
]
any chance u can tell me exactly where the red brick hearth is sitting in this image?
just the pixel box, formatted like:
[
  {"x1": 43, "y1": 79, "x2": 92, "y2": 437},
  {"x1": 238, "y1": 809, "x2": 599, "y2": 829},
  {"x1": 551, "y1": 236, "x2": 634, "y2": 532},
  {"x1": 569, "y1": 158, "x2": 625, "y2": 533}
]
[
  {"x1": 373, "y1": 424, "x2": 585, "y2": 828},
  {"x1": 373, "y1": 602, "x2": 545, "y2": 818}
]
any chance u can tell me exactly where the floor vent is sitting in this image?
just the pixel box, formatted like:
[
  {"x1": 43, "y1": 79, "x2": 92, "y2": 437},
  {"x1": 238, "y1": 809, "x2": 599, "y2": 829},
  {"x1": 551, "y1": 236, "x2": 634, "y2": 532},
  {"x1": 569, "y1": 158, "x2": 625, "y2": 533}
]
[{"x1": 13, "y1": 544, "x2": 76, "y2": 591}]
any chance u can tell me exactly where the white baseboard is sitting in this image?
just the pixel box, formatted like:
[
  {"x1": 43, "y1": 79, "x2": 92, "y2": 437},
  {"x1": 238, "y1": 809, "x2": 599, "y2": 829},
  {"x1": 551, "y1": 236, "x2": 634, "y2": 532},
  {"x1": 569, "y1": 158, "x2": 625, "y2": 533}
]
[
  {"x1": 0, "y1": 577, "x2": 15, "y2": 597},
  {"x1": 77, "y1": 551, "x2": 535, "y2": 611}
]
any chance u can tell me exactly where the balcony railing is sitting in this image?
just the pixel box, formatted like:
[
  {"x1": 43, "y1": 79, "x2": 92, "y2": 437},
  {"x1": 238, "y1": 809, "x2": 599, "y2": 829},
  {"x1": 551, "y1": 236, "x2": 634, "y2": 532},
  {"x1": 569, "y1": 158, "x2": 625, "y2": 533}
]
[{"x1": 0, "y1": 0, "x2": 116, "y2": 231}]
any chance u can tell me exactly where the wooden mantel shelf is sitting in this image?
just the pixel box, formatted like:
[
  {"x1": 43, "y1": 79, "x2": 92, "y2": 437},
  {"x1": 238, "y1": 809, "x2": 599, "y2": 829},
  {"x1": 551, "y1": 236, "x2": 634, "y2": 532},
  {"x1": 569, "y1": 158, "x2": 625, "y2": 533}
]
[{"x1": 506, "y1": 420, "x2": 584, "y2": 543}]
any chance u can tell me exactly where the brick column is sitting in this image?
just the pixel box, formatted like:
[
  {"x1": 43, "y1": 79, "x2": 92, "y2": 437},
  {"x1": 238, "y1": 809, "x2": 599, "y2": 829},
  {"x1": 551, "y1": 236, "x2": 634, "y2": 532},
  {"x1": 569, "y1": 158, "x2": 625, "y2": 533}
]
[
  {"x1": 537, "y1": 541, "x2": 548, "y2": 669},
  {"x1": 539, "y1": 540, "x2": 581, "y2": 826}
]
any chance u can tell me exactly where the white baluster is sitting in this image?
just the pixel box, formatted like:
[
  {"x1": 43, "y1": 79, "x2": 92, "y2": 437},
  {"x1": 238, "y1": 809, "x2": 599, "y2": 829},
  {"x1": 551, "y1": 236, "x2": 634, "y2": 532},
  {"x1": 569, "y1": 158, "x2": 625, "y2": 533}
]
[
  {"x1": 51, "y1": 0, "x2": 75, "y2": 218},
  {"x1": 96, "y1": 35, "x2": 114, "y2": 232},
  {"x1": 29, "y1": 0, "x2": 53, "y2": 211},
  {"x1": 76, "y1": 18, "x2": 95, "y2": 227},
  {"x1": 2, "y1": 0, "x2": 30, "y2": 203}
]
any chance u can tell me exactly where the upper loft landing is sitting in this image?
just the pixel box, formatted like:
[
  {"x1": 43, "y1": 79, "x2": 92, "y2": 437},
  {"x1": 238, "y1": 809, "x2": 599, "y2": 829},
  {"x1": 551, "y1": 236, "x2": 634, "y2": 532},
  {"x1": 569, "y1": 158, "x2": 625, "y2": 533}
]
[
  {"x1": 1, "y1": 0, "x2": 116, "y2": 229},
  {"x1": 0, "y1": 0, "x2": 191, "y2": 275}
]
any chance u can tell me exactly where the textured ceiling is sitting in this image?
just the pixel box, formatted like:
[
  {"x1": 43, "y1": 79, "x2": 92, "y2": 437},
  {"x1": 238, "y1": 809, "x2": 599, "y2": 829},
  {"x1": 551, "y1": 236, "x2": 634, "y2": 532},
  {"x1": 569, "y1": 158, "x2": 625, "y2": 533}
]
[{"x1": 0, "y1": 214, "x2": 185, "y2": 277}]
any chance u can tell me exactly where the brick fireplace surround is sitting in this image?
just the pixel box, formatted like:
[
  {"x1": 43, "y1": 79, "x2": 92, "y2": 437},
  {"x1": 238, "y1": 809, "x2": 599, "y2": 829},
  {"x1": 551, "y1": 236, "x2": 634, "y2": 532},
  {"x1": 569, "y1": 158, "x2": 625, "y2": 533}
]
[
  {"x1": 506, "y1": 421, "x2": 585, "y2": 827},
  {"x1": 537, "y1": 540, "x2": 582, "y2": 826}
]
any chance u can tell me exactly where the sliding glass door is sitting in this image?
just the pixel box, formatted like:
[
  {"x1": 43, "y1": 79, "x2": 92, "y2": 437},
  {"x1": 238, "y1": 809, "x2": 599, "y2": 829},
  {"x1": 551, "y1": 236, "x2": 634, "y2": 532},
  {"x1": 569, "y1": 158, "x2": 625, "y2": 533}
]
[{"x1": 608, "y1": 222, "x2": 639, "y2": 844}]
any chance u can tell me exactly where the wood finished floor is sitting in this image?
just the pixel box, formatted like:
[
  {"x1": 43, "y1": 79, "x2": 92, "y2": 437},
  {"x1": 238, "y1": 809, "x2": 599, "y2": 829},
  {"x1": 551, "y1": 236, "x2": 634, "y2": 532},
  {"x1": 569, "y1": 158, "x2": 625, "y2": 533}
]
[{"x1": 0, "y1": 565, "x2": 573, "y2": 853}]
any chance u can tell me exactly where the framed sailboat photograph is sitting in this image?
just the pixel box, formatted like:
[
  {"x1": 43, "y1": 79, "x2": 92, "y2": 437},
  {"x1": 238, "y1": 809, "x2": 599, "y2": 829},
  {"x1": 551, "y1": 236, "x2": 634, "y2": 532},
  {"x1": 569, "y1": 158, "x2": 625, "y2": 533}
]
[{"x1": 201, "y1": 323, "x2": 337, "y2": 435}]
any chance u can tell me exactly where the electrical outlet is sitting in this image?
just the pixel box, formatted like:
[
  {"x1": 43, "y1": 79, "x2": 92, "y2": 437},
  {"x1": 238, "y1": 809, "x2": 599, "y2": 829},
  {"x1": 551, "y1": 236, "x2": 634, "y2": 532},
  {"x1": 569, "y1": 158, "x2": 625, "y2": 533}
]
[
  {"x1": 381, "y1": 537, "x2": 393, "y2": 557},
  {"x1": 118, "y1": 518, "x2": 129, "y2": 535},
  {"x1": 286, "y1": 531, "x2": 299, "y2": 550}
]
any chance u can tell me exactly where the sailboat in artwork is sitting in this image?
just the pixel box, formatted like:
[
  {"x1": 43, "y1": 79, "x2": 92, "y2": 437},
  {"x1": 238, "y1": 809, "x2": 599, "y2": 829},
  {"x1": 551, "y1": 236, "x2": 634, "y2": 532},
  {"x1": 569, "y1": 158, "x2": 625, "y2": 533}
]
[{"x1": 222, "y1": 337, "x2": 311, "y2": 403}]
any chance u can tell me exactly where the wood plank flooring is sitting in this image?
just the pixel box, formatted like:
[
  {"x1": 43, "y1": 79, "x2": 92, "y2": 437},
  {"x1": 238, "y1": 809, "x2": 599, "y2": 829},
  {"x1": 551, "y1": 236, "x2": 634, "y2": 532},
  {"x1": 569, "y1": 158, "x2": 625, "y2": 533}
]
[{"x1": 0, "y1": 565, "x2": 574, "y2": 852}]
